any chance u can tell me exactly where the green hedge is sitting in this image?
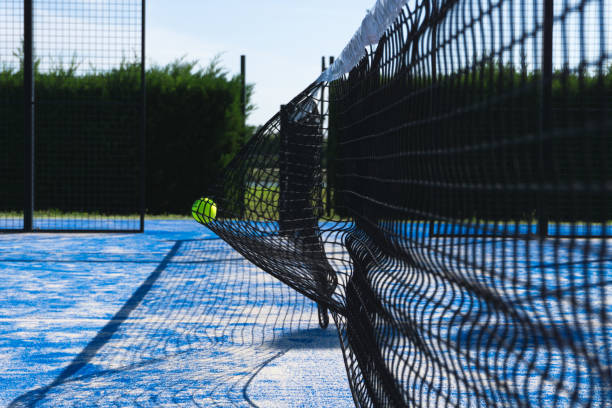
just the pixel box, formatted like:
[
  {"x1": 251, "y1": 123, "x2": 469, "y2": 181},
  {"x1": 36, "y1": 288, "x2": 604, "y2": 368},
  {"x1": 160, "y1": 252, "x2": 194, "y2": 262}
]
[
  {"x1": 328, "y1": 64, "x2": 612, "y2": 222},
  {"x1": 0, "y1": 59, "x2": 254, "y2": 215},
  {"x1": 146, "y1": 60, "x2": 254, "y2": 214}
]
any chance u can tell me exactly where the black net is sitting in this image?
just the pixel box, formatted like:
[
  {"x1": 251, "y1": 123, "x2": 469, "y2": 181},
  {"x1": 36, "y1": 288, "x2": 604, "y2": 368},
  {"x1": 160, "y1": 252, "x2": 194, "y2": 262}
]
[
  {"x1": 194, "y1": 0, "x2": 612, "y2": 406},
  {"x1": 0, "y1": 0, "x2": 144, "y2": 232}
]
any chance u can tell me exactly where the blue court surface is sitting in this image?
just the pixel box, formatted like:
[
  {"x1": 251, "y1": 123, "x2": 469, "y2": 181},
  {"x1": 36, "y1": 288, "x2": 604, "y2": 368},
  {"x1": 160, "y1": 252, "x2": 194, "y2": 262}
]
[{"x1": 0, "y1": 220, "x2": 353, "y2": 407}]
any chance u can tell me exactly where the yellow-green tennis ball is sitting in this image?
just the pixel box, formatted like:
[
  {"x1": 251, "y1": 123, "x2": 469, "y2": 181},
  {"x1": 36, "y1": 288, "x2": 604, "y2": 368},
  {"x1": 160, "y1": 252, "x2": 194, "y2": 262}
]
[
  {"x1": 191, "y1": 200, "x2": 203, "y2": 223},
  {"x1": 192, "y1": 197, "x2": 217, "y2": 223}
]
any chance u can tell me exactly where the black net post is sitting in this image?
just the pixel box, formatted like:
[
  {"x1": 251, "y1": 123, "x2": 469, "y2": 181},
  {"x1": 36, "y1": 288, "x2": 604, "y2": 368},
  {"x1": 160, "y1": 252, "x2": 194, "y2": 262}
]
[
  {"x1": 278, "y1": 101, "x2": 323, "y2": 237},
  {"x1": 278, "y1": 100, "x2": 331, "y2": 327},
  {"x1": 234, "y1": 55, "x2": 247, "y2": 219},
  {"x1": 240, "y1": 55, "x2": 246, "y2": 119},
  {"x1": 428, "y1": 2, "x2": 438, "y2": 237},
  {"x1": 278, "y1": 104, "x2": 290, "y2": 235},
  {"x1": 326, "y1": 56, "x2": 335, "y2": 217},
  {"x1": 321, "y1": 57, "x2": 330, "y2": 216},
  {"x1": 538, "y1": 0, "x2": 554, "y2": 238},
  {"x1": 23, "y1": 0, "x2": 34, "y2": 232}
]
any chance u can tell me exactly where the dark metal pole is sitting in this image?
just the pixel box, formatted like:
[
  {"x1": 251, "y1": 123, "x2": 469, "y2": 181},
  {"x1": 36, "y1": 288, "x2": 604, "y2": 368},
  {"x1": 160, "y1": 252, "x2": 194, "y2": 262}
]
[
  {"x1": 321, "y1": 56, "x2": 326, "y2": 133},
  {"x1": 321, "y1": 57, "x2": 329, "y2": 215},
  {"x1": 139, "y1": 0, "x2": 146, "y2": 232},
  {"x1": 431, "y1": 9, "x2": 437, "y2": 82},
  {"x1": 539, "y1": 0, "x2": 553, "y2": 238},
  {"x1": 321, "y1": 57, "x2": 326, "y2": 118},
  {"x1": 240, "y1": 55, "x2": 246, "y2": 119},
  {"x1": 321, "y1": 56, "x2": 326, "y2": 115},
  {"x1": 279, "y1": 104, "x2": 288, "y2": 234},
  {"x1": 429, "y1": 5, "x2": 437, "y2": 237},
  {"x1": 24, "y1": 0, "x2": 34, "y2": 232},
  {"x1": 238, "y1": 55, "x2": 247, "y2": 219},
  {"x1": 327, "y1": 56, "x2": 334, "y2": 217},
  {"x1": 321, "y1": 56, "x2": 326, "y2": 128}
]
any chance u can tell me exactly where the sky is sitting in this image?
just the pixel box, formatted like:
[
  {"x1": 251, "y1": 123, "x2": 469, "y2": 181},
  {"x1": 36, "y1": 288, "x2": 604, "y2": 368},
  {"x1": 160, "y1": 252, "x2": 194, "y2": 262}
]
[{"x1": 146, "y1": 0, "x2": 378, "y2": 126}]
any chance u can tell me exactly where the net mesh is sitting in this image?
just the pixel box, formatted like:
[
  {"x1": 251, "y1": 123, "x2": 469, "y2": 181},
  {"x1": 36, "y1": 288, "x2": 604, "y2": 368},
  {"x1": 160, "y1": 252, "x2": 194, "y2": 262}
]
[{"x1": 194, "y1": 0, "x2": 612, "y2": 406}]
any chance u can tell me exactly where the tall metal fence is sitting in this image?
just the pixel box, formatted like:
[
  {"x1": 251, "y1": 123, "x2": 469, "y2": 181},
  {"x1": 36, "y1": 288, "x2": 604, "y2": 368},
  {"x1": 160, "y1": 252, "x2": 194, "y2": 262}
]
[{"x1": 0, "y1": 0, "x2": 145, "y2": 232}]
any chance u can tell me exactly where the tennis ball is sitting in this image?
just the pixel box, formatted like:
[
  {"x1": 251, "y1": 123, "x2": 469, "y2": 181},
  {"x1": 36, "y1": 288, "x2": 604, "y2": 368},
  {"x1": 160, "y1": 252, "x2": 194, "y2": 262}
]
[{"x1": 192, "y1": 197, "x2": 217, "y2": 223}]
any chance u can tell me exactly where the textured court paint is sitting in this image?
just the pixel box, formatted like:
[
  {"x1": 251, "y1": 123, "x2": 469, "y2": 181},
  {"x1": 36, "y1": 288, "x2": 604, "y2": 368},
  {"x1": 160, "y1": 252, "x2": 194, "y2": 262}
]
[
  {"x1": 0, "y1": 220, "x2": 353, "y2": 407},
  {"x1": 247, "y1": 328, "x2": 354, "y2": 407}
]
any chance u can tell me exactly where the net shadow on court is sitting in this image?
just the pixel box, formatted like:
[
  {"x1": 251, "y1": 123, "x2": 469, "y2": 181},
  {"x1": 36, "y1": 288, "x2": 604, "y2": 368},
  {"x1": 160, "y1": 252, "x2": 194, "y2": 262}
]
[{"x1": 8, "y1": 237, "x2": 345, "y2": 407}]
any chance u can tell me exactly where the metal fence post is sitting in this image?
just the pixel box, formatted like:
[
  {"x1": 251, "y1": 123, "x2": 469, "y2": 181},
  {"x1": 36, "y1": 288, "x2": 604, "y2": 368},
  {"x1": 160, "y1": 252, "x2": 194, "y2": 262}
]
[
  {"x1": 240, "y1": 55, "x2": 246, "y2": 119},
  {"x1": 139, "y1": 0, "x2": 146, "y2": 232},
  {"x1": 238, "y1": 55, "x2": 247, "y2": 219},
  {"x1": 24, "y1": 0, "x2": 34, "y2": 232},
  {"x1": 326, "y1": 56, "x2": 334, "y2": 217},
  {"x1": 539, "y1": 0, "x2": 553, "y2": 238},
  {"x1": 279, "y1": 104, "x2": 288, "y2": 234},
  {"x1": 321, "y1": 57, "x2": 329, "y2": 215}
]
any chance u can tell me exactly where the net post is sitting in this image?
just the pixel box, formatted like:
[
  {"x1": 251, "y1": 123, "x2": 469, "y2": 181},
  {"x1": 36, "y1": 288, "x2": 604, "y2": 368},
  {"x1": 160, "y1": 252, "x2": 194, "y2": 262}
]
[
  {"x1": 429, "y1": 6, "x2": 437, "y2": 238},
  {"x1": 326, "y1": 56, "x2": 334, "y2": 216},
  {"x1": 279, "y1": 104, "x2": 288, "y2": 235},
  {"x1": 321, "y1": 57, "x2": 330, "y2": 216},
  {"x1": 539, "y1": 0, "x2": 553, "y2": 238},
  {"x1": 23, "y1": 0, "x2": 34, "y2": 232},
  {"x1": 139, "y1": 0, "x2": 146, "y2": 232},
  {"x1": 321, "y1": 58, "x2": 326, "y2": 127},
  {"x1": 237, "y1": 55, "x2": 247, "y2": 219},
  {"x1": 240, "y1": 55, "x2": 246, "y2": 119}
]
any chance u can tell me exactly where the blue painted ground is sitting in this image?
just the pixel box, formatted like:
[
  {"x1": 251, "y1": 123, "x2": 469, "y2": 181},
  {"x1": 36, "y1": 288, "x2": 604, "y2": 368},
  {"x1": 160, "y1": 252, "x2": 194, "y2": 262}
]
[
  {"x1": 0, "y1": 216, "x2": 140, "y2": 231},
  {"x1": 0, "y1": 220, "x2": 353, "y2": 407},
  {"x1": 2, "y1": 219, "x2": 610, "y2": 407}
]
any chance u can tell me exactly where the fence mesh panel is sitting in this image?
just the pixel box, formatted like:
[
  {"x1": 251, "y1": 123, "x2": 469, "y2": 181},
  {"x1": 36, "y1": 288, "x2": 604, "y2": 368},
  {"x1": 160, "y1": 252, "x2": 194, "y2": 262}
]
[{"x1": 0, "y1": 0, "x2": 144, "y2": 232}]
